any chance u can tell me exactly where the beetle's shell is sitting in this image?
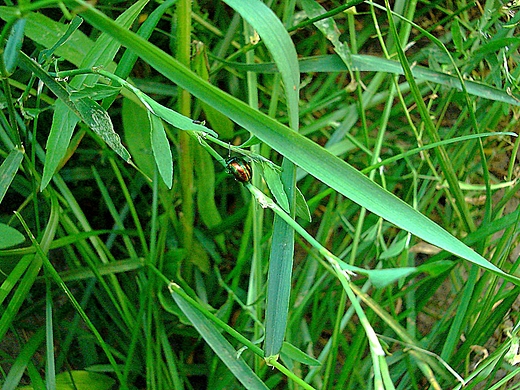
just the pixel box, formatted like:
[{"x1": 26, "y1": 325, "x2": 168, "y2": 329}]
[{"x1": 226, "y1": 157, "x2": 252, "y2": 183}]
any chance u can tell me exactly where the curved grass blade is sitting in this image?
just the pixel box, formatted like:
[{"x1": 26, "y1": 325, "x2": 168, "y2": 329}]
[
  {"x1": 222, "y1": 0, "x2": 299, "y2": 126},
  {"x1": 15, "y1": 194, "x2": 127, "y2": 386}
]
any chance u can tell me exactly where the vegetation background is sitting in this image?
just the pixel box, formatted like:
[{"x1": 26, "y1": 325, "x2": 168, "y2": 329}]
[{"x1": 0, "y1": 0, "x2": 520, "y2": 389}]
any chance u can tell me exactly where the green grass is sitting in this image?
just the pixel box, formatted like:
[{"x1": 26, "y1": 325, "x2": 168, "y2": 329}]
[{"x1": 1, "y1": 0, "x2": 520, "y2": 389}]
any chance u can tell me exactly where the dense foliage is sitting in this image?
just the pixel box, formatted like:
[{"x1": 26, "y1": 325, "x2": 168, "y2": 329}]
[{"x1": 1, "y1": 1, "x2": 519, "y2": 389}]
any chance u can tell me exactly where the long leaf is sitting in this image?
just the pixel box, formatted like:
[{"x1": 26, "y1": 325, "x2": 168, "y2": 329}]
[{"x1": 68, "y1": 1, "x2": 520, "y2": 285}]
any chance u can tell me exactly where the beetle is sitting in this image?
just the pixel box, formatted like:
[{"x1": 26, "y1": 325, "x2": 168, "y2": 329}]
[{"x1": 226, "y1": 156, "x2": 252, "y2": 183}]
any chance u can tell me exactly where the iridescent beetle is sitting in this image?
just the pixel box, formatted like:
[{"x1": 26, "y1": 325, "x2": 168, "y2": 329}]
[
  {"x1": 226, "y1": 156, "x2": 252, "y2": 183},
  {"x1": 226, "y1": 144, "x2": 252, "y2": 183}
]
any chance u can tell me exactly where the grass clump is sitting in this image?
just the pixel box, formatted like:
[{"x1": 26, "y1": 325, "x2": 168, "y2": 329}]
[{"x1": 0, "y1": 0, "x2": 519, "y2": 389}]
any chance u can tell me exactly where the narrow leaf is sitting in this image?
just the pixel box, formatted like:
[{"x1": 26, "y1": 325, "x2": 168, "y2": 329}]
[
  {"x1": 122, "y1": 97, "x2": 155, "y2": 179},
  {"x1": 264, "y1": 163, "x2": 297, "y2": 358},
  {"x1": 295, "y1": 186, "x2": 311, "y2": 223},
  {"x1": 281, "y1": 342, "x2": 321, "y2": 366},
  {"x1": 137, "y1": 92, "x2": 218, "y2": 136},
  {"x1": 362, "y1": 267, "x2": 417, "y2": 289},
  {"x1": 148, "y1": 112, "x2": 173, "y2": 189},
  {"x1": 0, "y1": 147, "x2": 24, "y2": 204},
  {"x1": 194, "y1": 144, "x2": 223, "y2": 231},
  {"x1": 38, "y1": 15, "x2": 83, "y2": 63},
  {"x1": 262, "y1": 163, "x2": 290, "y2": 213},
  {"x1": 3, "y1": 18, "x2": 26, "y2": 74},
  {"x1": 41, "y1": 102, "x2": 79, "y2": 190}
]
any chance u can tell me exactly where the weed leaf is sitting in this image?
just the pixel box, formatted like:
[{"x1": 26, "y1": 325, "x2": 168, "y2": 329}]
[
  {"x1": 73, "y1": 96, "x2": 131, "y2": 162},
  {"x1": 148, "y1": 111, "x2": 173, "y2": 189}
]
